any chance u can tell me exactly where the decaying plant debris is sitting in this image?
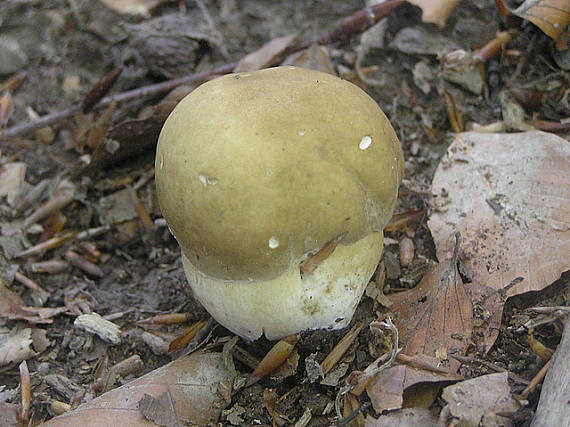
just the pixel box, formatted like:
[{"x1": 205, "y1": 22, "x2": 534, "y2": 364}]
[{"x1": 0, "y1": 0, "x2": 568, "y2": 426}]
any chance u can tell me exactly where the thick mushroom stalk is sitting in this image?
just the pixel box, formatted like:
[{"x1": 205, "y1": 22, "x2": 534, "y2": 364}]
[{"x1": 155, "y1": 66, "x2": 403, "y2": 340}]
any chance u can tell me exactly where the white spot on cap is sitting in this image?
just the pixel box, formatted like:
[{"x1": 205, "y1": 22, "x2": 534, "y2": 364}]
[
  {"x1": 268, "y1": 236, "x2": 279, "y2": 249},
  {"x1": 298, "y1": 130, "x2": 306, "y2": 136},
  {"x1": 359, "y1": 135, "x2": 372, "y2": 150},
  {"x1": 158, "y1": 154, "x2": 164, "y2": 169},
  {"x1": 199, "y1": 174, "x2": 218, "y2": 186}
]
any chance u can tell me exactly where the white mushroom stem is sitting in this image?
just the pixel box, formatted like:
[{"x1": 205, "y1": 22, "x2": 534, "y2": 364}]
[{"x1": 182, "y1": 232, "x2": 383, "y2": 340}]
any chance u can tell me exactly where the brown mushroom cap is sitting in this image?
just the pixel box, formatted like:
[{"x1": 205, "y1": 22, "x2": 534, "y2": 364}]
[{"x1": 155, "y1": 66, "x2": 403, "y2": 281}]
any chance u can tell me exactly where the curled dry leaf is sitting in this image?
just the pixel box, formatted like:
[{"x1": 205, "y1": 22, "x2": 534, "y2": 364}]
[
  {"x1": 41, "y1": 352, "x2": 236, "y2": 427},
  {"x1": 406, "y1": 0, "x2": 462, "y2": 28},
  {"x1": 366, "y1": 361, "x2": 460, "y2": 412},
  {"x1": 428, "y1": 131, "x2": 570, "y2": 348},
  {"x1": 262, "y1": 388, "x2": 288, "y2": 426},
  {"x1": 167, "y1": 319, "x2": 207, "y2": 353},
  {"x1": 342, "y1": 392, "x2": 365, "y2": 426},
  {"x1": 247, "y1": 335, "x2": 299, "y2": 386},
  {"x1": 384, "y1": 209, "x2": 425, "y2": 232},
  {"x1": 512, "y1": 0, "x2": 570, "y2": 43}
]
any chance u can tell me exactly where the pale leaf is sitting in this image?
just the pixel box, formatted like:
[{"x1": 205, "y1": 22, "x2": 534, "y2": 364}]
[{"x1": 428, "y1": 131, "x2": 570, "y2": 349}]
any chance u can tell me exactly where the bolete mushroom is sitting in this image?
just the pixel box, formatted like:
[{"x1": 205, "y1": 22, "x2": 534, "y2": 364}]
[{"x1": 155, "y1": 66, "x2": 403, "y2": 340}]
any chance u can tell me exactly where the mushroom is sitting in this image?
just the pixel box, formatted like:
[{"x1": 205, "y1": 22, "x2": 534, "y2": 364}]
[{"x1": 155, "y1": 66, "x2": 403, "y2": 340}]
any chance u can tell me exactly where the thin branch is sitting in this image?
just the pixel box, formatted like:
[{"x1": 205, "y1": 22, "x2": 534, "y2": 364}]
[
  {"x1": 2, "y1": 0, "x2": 406, "y2": 141},
  {"x1": 1, "y1": 62, "x2": 236, "y2": 141}
]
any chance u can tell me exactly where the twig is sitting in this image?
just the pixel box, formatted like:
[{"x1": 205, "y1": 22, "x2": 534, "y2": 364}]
[
  {"x1": 294, "y1": 0, "x2": 405, "y2": 51},
  {"x1": 30, "y1": 259, "x2": 68, "y2": 274},
  {"x1": 19, "y1": 361, "x2": 30, "y2": 426},
  {"x1": 338, "y1": 317, "x2": 399, "y2": 410},
  {"x1": 16, "y1": 225, "x2": 110, "y2": 258},
  {"x1": 527, "y1": 306, "x2": 570, "y2": 316},
  {"x1": 516, "y1": 359, "x2": 551, "y2": 400},
  {"x1": 14, "y1": 271, "x2": 47, "y2": 294},
  {"x1": 396, "y1": 353, "x2": 450, "y2": 375},
  {"x1": 451, "y1": 354, "x2": 529, "y2": 385},
  {"x1": 355, "y1": 45, "x2": 385, "y2": 87},
  {"x1": 1, "y1": 63, "x2": 236, "y2": 140},
  {"x1": 321, "y1": 322, "x2": 363, "y2": 375},
  {"x1": 65, "y1": 250, "x2": 104, "y2": 278},
  {"x1": 23, "y1": 190, "x2": 75, "y2": 229},
  {"x1": 336, "y1": 401, "x2": 371, "y2": 426},
  {"x1": 3, "y1": 1, "x2": 406, "y2": 142}
]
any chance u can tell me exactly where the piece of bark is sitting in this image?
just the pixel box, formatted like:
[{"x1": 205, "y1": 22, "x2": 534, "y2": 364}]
[{"x1": 531, "y1": 315, "x2": 570, "y2": 427}]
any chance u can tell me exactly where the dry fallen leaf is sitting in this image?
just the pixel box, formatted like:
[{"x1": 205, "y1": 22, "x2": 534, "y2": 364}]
[
  {"x1": 0, "y1": 327, "x2": 49, "y2": 367},
  {"x1": 41, "y1": 352, "x2": 236, "y2": 426},
  {"x1": 365, "y1": 407, "x2": 438, "y2": 427},
  {"x1": 429, "y1": 132, "x2": 569, "y2": 295},
  {"x1": 440, "y1": 372, "x2": 520, "y2": 426},
  {"x1": 366, "y1": 361, "x2": 459, "y2": 412},
  {"x1": 406, "y1": 0, "x2": 462, "y2": 27},
  {"x1": 0, "y1": 328, "x2": 35, "y2": 366},
  {"x1": 428, "y1": 131, "x2": 569, "y2": 349},
  {"x1": 389, "y1": 235, "x2": 473, "y2": 372},
  {"x1": 512, "y1": 0, "x2": 570, "y2": 42},
  {"x1": 365, "y1": 236, "x2": 471, "y2": 412},
  {"x1": 0, "y1": 281, "x2": 31, "y2": 321}
]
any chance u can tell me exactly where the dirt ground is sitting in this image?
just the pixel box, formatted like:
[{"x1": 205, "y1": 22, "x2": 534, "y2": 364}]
[{"x1": 0, "y1": 0, "x2": 568, "y2": 426}]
